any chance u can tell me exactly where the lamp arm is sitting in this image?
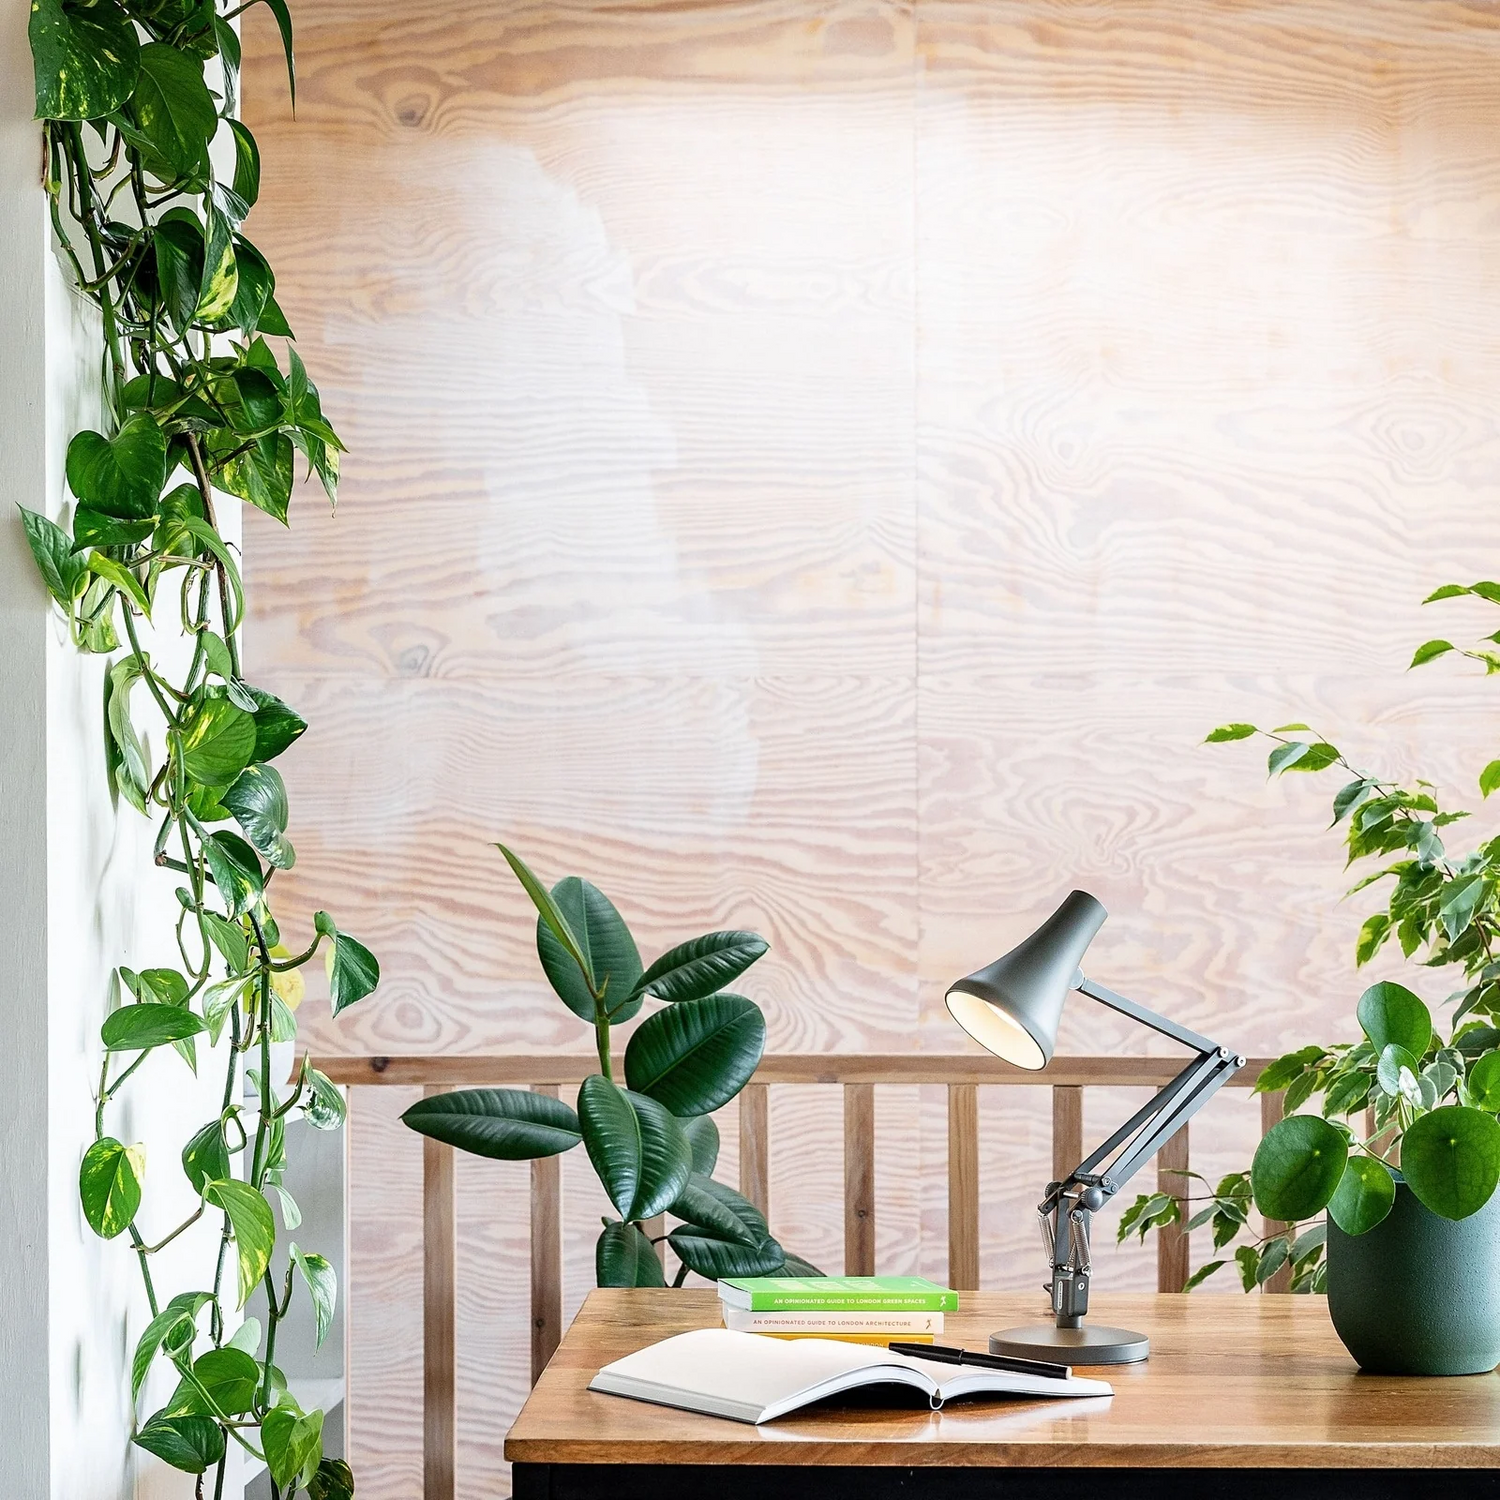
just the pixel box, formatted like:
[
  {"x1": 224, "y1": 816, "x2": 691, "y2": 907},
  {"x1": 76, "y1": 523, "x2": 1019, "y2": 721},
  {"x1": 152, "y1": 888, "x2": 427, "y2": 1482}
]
[{"x1": 1038, "y1": 984, "x2": 1244, "y2": 1330}]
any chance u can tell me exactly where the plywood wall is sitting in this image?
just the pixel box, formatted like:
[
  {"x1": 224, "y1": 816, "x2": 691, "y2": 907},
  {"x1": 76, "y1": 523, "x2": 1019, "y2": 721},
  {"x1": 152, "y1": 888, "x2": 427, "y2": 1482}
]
[{"x1": 244, "y1": 0, "x2": 1500, "y2": 1490}]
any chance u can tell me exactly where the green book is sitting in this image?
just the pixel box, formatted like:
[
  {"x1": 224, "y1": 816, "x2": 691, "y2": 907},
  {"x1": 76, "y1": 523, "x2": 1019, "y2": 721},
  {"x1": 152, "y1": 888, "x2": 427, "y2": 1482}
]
[{"x1": 717, "y1": 1276, "x2": 959, "y2": 1312}]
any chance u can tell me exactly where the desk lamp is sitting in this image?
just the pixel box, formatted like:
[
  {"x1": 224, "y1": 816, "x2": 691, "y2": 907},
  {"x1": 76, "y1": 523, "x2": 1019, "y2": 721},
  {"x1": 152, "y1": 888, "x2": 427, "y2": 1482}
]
[{"x1": 946, "y1": 890, "x2": 1243, "y2": 1364}]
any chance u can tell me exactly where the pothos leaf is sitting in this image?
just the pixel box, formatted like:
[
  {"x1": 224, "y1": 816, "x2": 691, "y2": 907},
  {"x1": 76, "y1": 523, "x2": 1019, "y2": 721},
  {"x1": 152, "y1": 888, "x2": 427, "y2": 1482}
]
[
  {"x1": 30, "y1": 0, "x2": 140, "y2": 120},
  {"x1": 313, "y1": 911, "x2": 380, "y2": 1013}
]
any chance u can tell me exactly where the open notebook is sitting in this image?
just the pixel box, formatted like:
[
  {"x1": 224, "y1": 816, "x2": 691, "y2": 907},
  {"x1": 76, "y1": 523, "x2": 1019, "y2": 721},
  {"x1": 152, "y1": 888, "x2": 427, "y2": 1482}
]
[{"x1": 588, "y1": 1328, "x2": 1112, "y2": 1424}]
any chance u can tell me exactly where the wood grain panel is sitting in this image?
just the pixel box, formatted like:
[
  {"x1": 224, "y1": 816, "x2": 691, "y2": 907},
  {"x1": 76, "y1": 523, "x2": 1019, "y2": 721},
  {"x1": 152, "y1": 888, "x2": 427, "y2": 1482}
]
[
  {"x1": 243, "y1": 0, "x2": 1500, "y2": 1491},
  {"x1": 1155, "y1": 1124, "x2": 1190, "y2": 1294},
  {"x1": 945, "y1": 1082, "x2": 979, "y2": 1290},
  {"x1": 422, "y1": 1091, "x2": 456, "y2": 1500}
]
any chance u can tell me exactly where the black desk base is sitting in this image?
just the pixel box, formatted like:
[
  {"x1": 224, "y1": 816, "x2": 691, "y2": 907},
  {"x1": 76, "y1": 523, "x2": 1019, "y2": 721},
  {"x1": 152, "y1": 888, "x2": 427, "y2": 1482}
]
[{"x1": 515, "y1": 1466, "x2": 1500, "y2": 1500}]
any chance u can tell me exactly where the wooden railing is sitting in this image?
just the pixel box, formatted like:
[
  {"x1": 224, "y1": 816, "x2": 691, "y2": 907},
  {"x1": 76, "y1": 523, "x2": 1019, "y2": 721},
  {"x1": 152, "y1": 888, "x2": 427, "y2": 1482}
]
[{"x1": 317, "y1": 1051, "x2": 1279, "y2": 1499}]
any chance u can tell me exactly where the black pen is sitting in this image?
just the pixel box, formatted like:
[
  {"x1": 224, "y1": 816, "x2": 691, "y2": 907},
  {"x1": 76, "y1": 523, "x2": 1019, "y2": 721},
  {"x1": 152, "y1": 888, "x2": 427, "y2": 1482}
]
[{"x1": 887, "y1": 1341, "x2": 1073, "y2": 1380}]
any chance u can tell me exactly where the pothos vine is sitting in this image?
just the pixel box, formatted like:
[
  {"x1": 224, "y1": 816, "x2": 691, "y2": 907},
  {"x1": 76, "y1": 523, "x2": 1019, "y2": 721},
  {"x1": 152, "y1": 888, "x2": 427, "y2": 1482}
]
[{"x1": 23, "y1": 0, "x2": 374, "y2": 1494}]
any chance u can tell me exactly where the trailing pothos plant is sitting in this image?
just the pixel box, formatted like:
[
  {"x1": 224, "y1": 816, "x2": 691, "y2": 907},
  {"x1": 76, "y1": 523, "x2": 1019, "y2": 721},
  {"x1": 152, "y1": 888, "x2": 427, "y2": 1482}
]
[
  {"x1": 1119, "y1": 582, "x2": 1500, "y2": 1292},
  {"x1": 402, "y1": 845, "x2": 821, "y2": 1286},
  {"x1": 22, "y1": 0, "x2": 376, "y2": 1495}
]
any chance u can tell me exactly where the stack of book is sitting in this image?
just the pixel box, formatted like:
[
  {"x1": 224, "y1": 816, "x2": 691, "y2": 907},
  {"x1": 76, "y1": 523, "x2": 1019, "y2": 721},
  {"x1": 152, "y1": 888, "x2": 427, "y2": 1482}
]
[{"x1": 717, "y1": 1276, "x2": 958, "y2": 1345}]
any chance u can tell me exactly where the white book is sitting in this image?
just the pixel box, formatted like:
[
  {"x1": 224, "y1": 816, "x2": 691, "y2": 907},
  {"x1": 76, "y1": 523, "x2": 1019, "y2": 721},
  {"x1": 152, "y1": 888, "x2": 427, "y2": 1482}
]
[
  {"x1": 722, "y1": 1308, "x2": 943, "y2": 1334},
  {"x1": 588, "y1": 1328, "x2": 1112, "y2": 1425}
]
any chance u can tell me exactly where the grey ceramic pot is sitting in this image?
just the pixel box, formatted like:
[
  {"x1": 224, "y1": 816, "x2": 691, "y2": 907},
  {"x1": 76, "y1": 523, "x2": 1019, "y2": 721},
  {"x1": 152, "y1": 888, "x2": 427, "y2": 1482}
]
[{"x1": 1326, "y1": 1177, "x2": 1500, "y2": 1375}]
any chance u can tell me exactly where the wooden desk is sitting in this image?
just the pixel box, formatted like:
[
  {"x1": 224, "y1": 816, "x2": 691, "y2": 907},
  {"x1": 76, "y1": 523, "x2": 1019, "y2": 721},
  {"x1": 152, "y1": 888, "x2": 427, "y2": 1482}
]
[{"x1": 506, "y1": 1290, "x2": 1500, "y2": 1500}]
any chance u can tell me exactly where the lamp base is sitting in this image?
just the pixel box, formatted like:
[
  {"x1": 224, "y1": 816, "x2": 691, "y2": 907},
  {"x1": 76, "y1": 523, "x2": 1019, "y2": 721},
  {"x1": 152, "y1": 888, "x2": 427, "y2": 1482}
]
[{"x1": 990, "y1": 1322, "x2": 1150, "y2": 1366}]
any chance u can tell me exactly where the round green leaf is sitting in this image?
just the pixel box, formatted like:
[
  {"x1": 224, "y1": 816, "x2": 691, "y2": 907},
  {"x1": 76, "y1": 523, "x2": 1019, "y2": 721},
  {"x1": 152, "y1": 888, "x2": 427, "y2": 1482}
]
[
  {"x1": 180, "y1": 697, "x2": 257, "y2": 786},
  {"x1": 1357, "y1": 981, "x2": 1433, "y2": 1058},
  {"x1": 312, "y1": 911, "x2": 380, "y2": 1014},
  {"x1": 65, "y1": 414, "x2": 166, "y2": 520},
  {"x1": 577, "y1": 1076, "x2": 692, "y2": 1221},
  {"x1": 1468, "y1": 1050, "x2": 1500, "y2": 1112},
  {"x1": 401, "y1": 1088, "x2": 581, "y2": 1160},
  {"x1": 29, "y1": 0, "x2": 139, "y2": 120},
  {"x1": 101, "y1": 1002, "x2": 207, "y2": 1052},
  {"x1": 633, "y1": 930, "x2": 769, "y2": 1004},
  {"x1": 1376, "y1": 1043, "x2": 1421, "y2": 1099},
  {"x1": 129, "y1": 42, "x2": 218, "y2": 180},
  {"x1": 1400, "y1": 1106, "x2": 1500, "y2": 1220},
  {"x1": 595, "y1": 1222, "x2": 666, "y2": 1287},
  {"x1": 1251, "y1": 1114, "x2": 1349, "y2": 1222},
  {"x1": 1327, "y1": 1155, "x2": 1396, "y2": 1235},
  {"x1": 166, "y1": 1346, "x2": 260, "y2": 1417},
  {"x1": 536, "y1": 877, "x2": 643, "y2": 1024},
  {"x1": 79, "y1": 1137, "x2": 144, "y2": 1238},
  {"x1": 623, "y1": 993, "x2": 766, "y2": 1117}
]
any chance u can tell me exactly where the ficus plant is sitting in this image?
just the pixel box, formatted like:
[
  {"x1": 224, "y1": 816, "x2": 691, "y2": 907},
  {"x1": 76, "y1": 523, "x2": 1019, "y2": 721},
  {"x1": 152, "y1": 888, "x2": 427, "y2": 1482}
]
[
  {"x1": 402, "y1": 845, "x2": 821, "y2": 1286},
  {"x1": 1119, "y1": 583, "x2": 1500, "y2": 1292},
  {"x1": 22, "y1": 0, "x2": 375, "y2": 1495}
]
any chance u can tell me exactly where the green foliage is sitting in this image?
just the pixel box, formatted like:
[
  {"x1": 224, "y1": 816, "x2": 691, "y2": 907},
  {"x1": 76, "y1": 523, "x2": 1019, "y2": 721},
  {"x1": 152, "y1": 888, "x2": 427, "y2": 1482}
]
[
  {"x1": 406, "y1": 847, "x2": 818, "y2": 1287},
  {"x1": 22, "y1": 2, "x2": 373, "y2": 1489},
  {"x1": 1141, "y1": 589, "x2": 1500, "y2": 1293}
]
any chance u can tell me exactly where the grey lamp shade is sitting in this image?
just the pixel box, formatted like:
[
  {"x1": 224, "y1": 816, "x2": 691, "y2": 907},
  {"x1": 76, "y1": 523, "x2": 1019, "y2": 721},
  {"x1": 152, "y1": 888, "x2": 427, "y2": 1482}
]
[{"x1": 945, "y1": 890, "x2": 1108, "y2": 1070}]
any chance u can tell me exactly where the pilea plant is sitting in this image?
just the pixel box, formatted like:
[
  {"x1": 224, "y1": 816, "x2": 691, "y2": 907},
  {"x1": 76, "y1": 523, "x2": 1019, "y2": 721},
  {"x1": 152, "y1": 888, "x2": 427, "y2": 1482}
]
[
  {"x1": 1119, "y1": 582, "x2": 1500, "y2": 1292},
  {"x1": 403, "y1": 845, "x2": 821, "y2": 1285},
  {"x1": 22, "y1": 0, "x2": 375, "y2": 1495}
]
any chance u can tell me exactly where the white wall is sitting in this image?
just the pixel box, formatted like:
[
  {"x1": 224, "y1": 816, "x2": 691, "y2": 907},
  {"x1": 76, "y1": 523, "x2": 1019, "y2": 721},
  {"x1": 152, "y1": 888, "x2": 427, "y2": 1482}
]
[{"x1": 2, "y1": 1, "x2": 244, "y2": 1492}]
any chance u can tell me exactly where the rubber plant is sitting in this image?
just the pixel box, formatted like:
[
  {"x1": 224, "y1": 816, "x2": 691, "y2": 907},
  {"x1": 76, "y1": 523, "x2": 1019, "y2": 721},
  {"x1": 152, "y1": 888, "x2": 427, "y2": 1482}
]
[
  {"x1": 21, "y1": 2, "x2": 375, "y2": 1495},
  {"x1": 402, "y1": 845, "x2": 821, "y2": 1285},
  {"x1": 1118, "y1": 583, "x2": 1500, "y2": 1292}
]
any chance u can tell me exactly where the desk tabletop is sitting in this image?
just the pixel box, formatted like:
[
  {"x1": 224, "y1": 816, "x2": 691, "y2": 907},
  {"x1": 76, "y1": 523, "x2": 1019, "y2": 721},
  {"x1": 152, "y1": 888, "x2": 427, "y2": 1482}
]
[{"x1": 504, "y1": 1289, "x2": 1500, "y2": 1468}]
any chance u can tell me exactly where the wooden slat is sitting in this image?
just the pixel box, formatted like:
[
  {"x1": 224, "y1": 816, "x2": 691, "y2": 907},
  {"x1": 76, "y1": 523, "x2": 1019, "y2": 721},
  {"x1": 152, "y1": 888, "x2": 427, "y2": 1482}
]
[
  {"x1": 313, "y1": 1053, "x2": 1277, "y2": 1089},
  {"x1": 843, "y1": 1083, "x2": 875, "y2": 1275},
  {"x1": 1051, "y1": 1084, "x2": 1083, "y2": 1184},
  {"x1": 739, "y1": 1083, "x2": 769, "y2": 1217},
  {"x1": 422, "y1": 1086, "x2": 456, "y2": 1500},
  {"x1": 1156, "y1": 1124, "x2": 1190, "y2": 1293},
  {"x1": 529, "y1": 1084, "x2": 562, "y2": 1385},
  {"x1": 946, "y1": 1083, "x2": 979, "y2": 1291},
  {"x1": 641, "y1": 1214, "x2": 666, "y2": 1270},
  {"x1": 1260, "y1": 1090, "x2": 1293, "y2": 1294}
]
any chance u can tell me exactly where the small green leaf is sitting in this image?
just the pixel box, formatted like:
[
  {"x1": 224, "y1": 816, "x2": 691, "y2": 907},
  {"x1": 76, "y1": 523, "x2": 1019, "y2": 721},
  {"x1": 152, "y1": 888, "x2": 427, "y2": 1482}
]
[
  {"x1": 204, "y1": 1179, "x2": 275, "y2": 1308},
  {"x1": 228, "y1": 120, "x2": 261, "y2": 211},
  {"x1": 65, "y1": 414, "x2": 166, "y2": 520},
  {"x1": 632, "y1": 931, "x2": 770, "y2": 1003},
  {"x1": 181, "y1": 1120, "x2": 230, "y2": 1195},
  {"x1": 1255, "y1": 1236, "x2": 1290, "y2": 1286},
  {"x1": 201, "y1": 911, "x2": 249, "y2": 972},
  {"x1": 1268, "y1": 741, "x2": 1310, "y2": 775},
  {"x1": 165, "y1": 1345, "x2": 260, "y2": 1417},
  {"x1": 290, "y1": 1243, "x2": 337, "y2": 1348},
  {"x1": 1355, "y1": 912, "x2": 1392, "y2": 966},
  {"x1": 262, "y1": 1402, "x2": 324, "y2": 1490},
  {"x1": 312, "y1": 912, "x2": 380, "y2": 1014},
  {"x1": 133, "y1": 1413, "x2": 224, "y2": 1474},
  {"x1": 401, "y1": 1088, "x2": 581, "y2": 1160},
  {"x1": 29, "y1": 0, "x2": 140, "y2": 120},
  {"x1": 1328, "y1": 1156, "x2": 1396, "y2": 1235},
  {"x1": 595, "y1": 1222, "x2": 666, "y2": 1287},
  {"x1": 1467, "y1": 1050, "x2": 1500, "y2": 1112},
  {"x1": 245, "y1": 686, "x2": 307, "y2": 762},
  {"x1": 302, "y1": 1065, "x2": 347, "y2": 1131},
  {"x1": 1481, "y1": 761, "x2": 1500, "y2": 800},
  {"x1": 1251, "y1": 1114, "x2": 1348, "y2": 1222},
  {"x1": 1204, "y1": 723, "x2": 1256, "y2": 743},
  {"x1": 1410, "y1": 639, "x2": 1455, "y2": 668},
  {"x1": 203, "y1": 829, "x2": 263, "y2": 917},
  {"x1": 131, "y1": 1292, "x2": 212, "y2": 1400},
  {"x1": 1253, "y1": 1046, "x2": 1326, "y2": 1095},
  {"x1": 308, "y1": 1459, "x2": 356, "y2": 1500},
  {"x1": 101, "y1": 1002, "x2": 206, "y2": 1052},
  {"x1": 17, "y1": 506, "x2": 84, "y2": 606},
  {"x1": 1357, "y1": 981, "x2": 1433, "y2": 1057},
  {"x1": 623, "y1": 993, "x2": 766, "y2": 1117},
  {"x1": 1376, "y1": 1043, "x2": 1421, "y2": 1099},
  {"x1": 1183, "y1": 1260, "x2": 1227, "y2": 1290},
  {"x1": 1400, "y1": 1106, "x2": 1500, "y2": 1220},
  {"x1": 87, "y1": 552, "x2": 152, "y2": 618},
  {"x1": 79, "y1": 1137, "x2": 144, "y2": 1238}
]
